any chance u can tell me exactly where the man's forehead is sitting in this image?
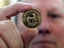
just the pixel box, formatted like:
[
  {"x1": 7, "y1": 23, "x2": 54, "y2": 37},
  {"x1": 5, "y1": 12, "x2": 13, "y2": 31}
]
[
  {"x1": 22, "y1": 0, "x2": 64, "y2": 12},
  {"x1": 22, "y1": 0, "x2": 63, "y2": 3},
  {"x1": 22, "y1": 0, "x2": 63, "y2": 7},
  {"x1": 32, "y1": 0, "x2": 63, "y2": 9},
  {"x1": 32, "y1": 0, "x2": 63, "y2": 5}
]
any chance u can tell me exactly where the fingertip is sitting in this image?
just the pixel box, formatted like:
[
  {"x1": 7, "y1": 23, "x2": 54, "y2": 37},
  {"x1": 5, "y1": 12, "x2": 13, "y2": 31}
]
[
  {"x1": 21, "y1": 28, "x2": 38, "y2": 40},
  {"x1": 26, "y1": 28, "x2": 38, "y2": 37},
  {"x1": 28, "y1": 28, "x2": 38, "y2": 34},
  {"x1": 15, "y1": 2, "x2": 33, "y2": 12}
]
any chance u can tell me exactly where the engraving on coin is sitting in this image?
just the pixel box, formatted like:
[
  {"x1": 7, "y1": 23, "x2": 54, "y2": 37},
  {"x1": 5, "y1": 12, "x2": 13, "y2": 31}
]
[{"x1": 22, "y1": 9, "x2": 42, "y2": 28}]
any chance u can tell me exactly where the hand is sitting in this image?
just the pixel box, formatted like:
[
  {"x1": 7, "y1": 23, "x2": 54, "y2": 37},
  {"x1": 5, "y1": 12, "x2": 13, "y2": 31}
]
[{"x1": 0, "y1": 2, "x2": 38, "y2": 48}]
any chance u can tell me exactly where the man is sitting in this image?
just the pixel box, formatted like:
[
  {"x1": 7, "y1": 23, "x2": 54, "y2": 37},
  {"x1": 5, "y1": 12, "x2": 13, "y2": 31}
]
[{"x1": 0, "y1": 0, "x2": 64, "y2": 48}]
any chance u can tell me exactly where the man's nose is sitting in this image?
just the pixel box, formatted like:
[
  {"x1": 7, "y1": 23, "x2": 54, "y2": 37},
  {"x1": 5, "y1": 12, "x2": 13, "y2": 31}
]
[{"x1": 38, "y1": 18, "x2": 50, "y2": 35}]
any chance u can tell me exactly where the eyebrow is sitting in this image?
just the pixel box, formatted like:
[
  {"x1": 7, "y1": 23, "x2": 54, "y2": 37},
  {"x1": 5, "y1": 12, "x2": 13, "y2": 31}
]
[
  {"x1": 49, "y1": 7, "x2": 59, "y2": 11},
  {"x1": 48, "y1": 8, "x2": 62, "y2": 14}
]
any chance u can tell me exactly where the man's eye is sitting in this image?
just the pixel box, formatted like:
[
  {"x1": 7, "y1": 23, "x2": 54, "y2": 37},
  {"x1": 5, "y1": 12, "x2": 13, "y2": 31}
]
[{"x1": 48, "y1": 13, "x2": 60, "y2": 19}]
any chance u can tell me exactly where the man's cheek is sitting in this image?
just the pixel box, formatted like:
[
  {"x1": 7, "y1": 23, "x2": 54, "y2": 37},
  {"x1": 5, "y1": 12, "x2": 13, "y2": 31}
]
[{"x1": 51, "y1": 24, "x2": 64, "y2": 39}]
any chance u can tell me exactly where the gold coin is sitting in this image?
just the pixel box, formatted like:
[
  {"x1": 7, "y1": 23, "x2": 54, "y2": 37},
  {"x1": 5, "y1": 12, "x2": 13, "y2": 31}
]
[{"x1": 22, "y1": 9, "x2": 42, "y2": 28}]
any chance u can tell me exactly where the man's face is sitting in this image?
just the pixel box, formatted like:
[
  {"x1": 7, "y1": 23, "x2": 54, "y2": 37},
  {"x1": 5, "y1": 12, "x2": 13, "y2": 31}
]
[{"x1": 17, "y1": 0, "x2": 64, "y2": 48}]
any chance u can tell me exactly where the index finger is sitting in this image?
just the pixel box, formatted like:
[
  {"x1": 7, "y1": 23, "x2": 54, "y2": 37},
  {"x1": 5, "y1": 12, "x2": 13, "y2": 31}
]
[{"x1": 0, "y1": 2, "x2": 32, "y2": 20}]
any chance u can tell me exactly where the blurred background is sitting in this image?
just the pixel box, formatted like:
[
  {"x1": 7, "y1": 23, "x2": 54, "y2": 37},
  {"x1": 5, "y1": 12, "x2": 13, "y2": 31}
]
[{"x1": 0, "y1": 0, "x2": 17, "y2": 7}]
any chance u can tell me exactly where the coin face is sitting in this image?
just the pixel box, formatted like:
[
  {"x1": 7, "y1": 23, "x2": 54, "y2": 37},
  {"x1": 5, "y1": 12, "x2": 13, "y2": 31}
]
[{"x1": 22, "y1": 9, "x2": 42, "y2": 28}]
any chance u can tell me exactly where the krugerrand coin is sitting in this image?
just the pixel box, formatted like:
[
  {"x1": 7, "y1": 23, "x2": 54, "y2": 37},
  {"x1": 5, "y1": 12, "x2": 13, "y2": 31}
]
[{"x1": 22, "y1": 9, "x2": 42, "y2": 28}]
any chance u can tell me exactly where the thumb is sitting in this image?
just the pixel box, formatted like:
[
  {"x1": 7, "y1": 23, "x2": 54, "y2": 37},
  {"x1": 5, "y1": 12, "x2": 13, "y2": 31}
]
[{"x1": 21, "y1": 28, "x2": 38, "y2": 48}]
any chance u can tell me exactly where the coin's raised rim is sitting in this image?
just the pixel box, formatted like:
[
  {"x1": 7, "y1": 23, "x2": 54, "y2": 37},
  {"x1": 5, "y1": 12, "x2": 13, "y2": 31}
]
[{"x1": 22, "y1": 9, "x2": 42, "y2": 28}]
